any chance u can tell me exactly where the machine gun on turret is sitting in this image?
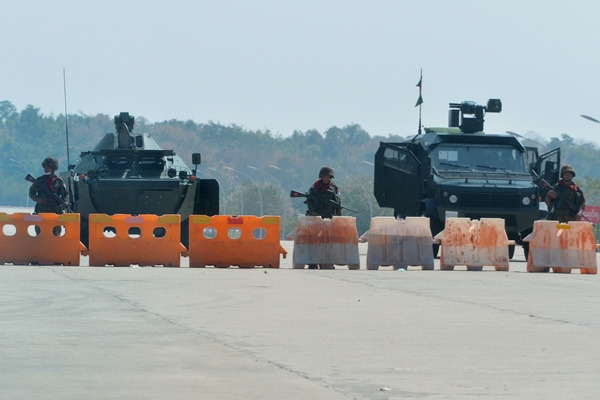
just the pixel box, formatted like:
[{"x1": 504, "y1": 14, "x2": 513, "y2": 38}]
[{"x1": 448, "y1": 99, "x2": 502, "y2": 133}]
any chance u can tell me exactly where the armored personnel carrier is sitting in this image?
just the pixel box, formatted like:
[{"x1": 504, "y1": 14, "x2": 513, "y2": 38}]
[
  {"x1": 374, "y1": 99, "x2": 560, "y2": 258},
  {"x1": 62, "y1": 112, "x2": 219, "y2": 247}
]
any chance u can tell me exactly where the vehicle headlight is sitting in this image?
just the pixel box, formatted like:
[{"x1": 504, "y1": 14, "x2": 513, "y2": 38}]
[
  {"x1": 522, "y1": 196, "x2": 531, "y2": 206},
  {"x1": 449, "y1": 194, "x2": 458, "y2": 204}
]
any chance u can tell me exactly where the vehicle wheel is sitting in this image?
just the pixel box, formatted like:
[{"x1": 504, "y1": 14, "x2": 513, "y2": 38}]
[
  {"x1": 432, "y1": 243, "x2": 440, "y2": 258},
  {"x1": 180, "y1": 220, "x2": 190, "y2": 249},
  {"x1": 80, "y1": 219, "x2": 89, "y2": 249},
  {"x1": 428, "y1": 217, "x2": 443, "y2": 259},
  {"x1": 523, "y1": 242, "x2": 530, "y2": 260}
]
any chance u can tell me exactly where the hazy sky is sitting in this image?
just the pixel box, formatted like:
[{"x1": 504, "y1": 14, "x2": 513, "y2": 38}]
[{"x1": 3, "y1": 0, "x2": 600, "y2": 145}]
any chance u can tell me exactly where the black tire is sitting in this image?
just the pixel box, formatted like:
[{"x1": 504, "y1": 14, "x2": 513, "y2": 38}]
[
  {"x1": 523, "y1": 242, "x2": 530, "y2": 260},
  {"x1": 429, "y1": 217, "x2": 443, "y2": 259},
  {"x1": 432, "y1": 243, "x2": 440, "y2": 258},
  {"x1": 80, "y1": 219, "x2": 89, "y2": 249},
  {"x1": 180, "y1": 220, "x2": 190, "y2": 249}
]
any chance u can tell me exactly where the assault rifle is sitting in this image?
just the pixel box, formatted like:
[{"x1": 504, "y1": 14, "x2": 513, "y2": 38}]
[
  {"x1": 532, "y1": 170, "x2": 590, "y2": 223},
  {"x1": 290, "y1": 189, "x2": 358, "y2": 213},
  {"x1": 25, "y1": 173, "x2": 72, "y2": 213}
]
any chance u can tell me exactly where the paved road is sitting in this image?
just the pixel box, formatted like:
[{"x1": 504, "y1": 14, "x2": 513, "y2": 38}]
[{"x1": 1, "y1": 242, "x2": 599, "y2": 399}]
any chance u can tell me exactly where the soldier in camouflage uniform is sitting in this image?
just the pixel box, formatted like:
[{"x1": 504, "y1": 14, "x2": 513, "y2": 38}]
[
  {"x1": 545, "y1": 165, "x2": 585, "y2": 222},
  {"x1": 305, "y1": 166, "x2": 342, "y2": 219},
  {"x1": 29, "y1": 156, "x2": 69, "y2": 215}
]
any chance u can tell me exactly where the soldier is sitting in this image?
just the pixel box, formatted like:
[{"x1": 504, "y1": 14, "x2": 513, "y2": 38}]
[
  {"x1": 305, "y1": 166, "x2": 342, "y2": 219},
  {"x1": 545, "y1": 164, "x2": 586, "y2": 222},
  {"x1": 305, "y1": 166, "x2": 342, "y2": 270},
  {"x1": 29, "y1": 156, "x2": 69, "y2": 215}
]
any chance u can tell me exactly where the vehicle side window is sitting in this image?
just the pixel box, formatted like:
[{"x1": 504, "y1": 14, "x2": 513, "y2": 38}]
[
  {"x1": 383, "y1": 147, "x2": 417, "y2": 175},
  {"x1": 436, "y1": 150, "x2": 458, "y2": 162}
]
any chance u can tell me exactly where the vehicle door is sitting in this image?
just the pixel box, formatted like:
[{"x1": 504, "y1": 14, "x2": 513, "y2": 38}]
[
  {"x1": 524, "y1": 146, "x2": 538, "y2": 170},
  {"x1": 532, "y1": 147, "x2": 561, "y2": 198},
  {"x1": 374, "y1": 142, "x2": 423, "y2": 216}
]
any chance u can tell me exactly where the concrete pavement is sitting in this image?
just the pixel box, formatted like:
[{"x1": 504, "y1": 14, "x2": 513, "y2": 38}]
[{"x1": 1, "y1": 242, "x2": 599, "y2": 399}]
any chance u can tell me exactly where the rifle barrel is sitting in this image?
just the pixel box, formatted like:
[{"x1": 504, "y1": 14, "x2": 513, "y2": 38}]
[{"x1": 289, "y1": 189, "x2": 357, "y2": 213}]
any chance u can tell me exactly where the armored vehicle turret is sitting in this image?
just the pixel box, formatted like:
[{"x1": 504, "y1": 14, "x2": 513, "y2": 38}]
[
  {"x1": 374, "y1": 100, "x2": 560, "y2": 258},
  {"x1": 62, "y1": 112, "x2": 219, "y2": 247}
]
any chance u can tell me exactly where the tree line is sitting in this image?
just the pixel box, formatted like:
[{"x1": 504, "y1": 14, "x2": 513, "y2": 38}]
[{"x1": 2, "y1": 100, "x2": 600, "y2": 236}]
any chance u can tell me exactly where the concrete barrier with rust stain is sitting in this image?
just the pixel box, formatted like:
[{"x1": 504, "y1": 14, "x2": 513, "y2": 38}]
[
  {"x1": 523, "y1": 220, "x2": 597, "y2": 274},
  {"x1": 434, "y1": 218, "x2": 510, "y2": 271},
  {"x1": 293, "y1": 216, "x2": 360, "y2": 269}
]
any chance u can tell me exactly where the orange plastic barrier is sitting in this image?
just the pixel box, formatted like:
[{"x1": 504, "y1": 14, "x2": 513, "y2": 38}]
[
  {"x1": 523, "y1": 220, "x2": 597, "y2": 274},
  {"x1": 0, "y1": 212, "x2": 85, "y2": 265},
  {"x1": 187, "y1": 215, "x2": 287, "y2": 268},
  {"x1": 293, "y1": 216, "x2": 360, "y2": 269},
  {"x1": 434, "y1": 218, "x2": 510, "y2": 271},
  {"x1": 363, "y1": 217, "x2": 434, "y2": 270},
  {"x1": 87, "y1": 214, "x2": 186, "y2": 267}
]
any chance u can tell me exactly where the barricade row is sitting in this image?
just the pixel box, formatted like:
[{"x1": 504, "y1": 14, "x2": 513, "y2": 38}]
[
  {"x1": 0, "y1": 212, "x2": 597, "y2": 273},
  {"x1": 0, "y1": 212, "x2": 288, "y2": 268}
]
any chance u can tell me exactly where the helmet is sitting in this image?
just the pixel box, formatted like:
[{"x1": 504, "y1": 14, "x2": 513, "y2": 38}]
[
  {"x1": 42, "y1": 156, "x2": 59, "y2": 171},
  {"x1": 319, "y1": 166, "x2": 335, "y2": 178},
  {"x1": 560, "y1": 164, "x2": 575, "y2": 178}
]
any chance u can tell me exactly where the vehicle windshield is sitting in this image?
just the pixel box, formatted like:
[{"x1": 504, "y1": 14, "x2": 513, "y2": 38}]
[{"x1": 431, "y1": 144, "x2": 527, "y2": 174}]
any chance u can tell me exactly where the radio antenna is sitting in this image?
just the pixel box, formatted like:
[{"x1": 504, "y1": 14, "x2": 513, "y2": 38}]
[{"x1": 63, "y1": 68, "x2": 71, "y2": 168}]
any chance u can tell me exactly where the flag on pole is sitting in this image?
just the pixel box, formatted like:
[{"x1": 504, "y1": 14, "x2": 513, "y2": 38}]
[
  {"x1": 415, "y1": 72, "x2": 423, "y2": 107},
  {"x1": 415, "y1": 94, "x2": 423, "y2": 107}
]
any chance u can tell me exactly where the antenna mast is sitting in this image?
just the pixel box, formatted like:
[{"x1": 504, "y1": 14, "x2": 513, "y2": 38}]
[
  {"x1": 63, "y1": 68, "x2": 71, "y2": 168},
  {"x1": 411, "y1": 69, "x2": 424, "y2": 142},
  {"x1": 416, "y1": 69, "x2": 423, "y2": 135}
]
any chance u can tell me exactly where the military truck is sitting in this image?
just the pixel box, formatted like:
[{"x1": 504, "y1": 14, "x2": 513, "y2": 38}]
[
  {"x1": 374, "y1": 99, "x2": 560, "y2": 258},
  {"x1": 61, "y1": 112, "x2": 219, "y2": 247}
]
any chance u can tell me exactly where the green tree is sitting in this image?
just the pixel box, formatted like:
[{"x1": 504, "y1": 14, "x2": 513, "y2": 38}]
[
  {"x1": 17, "y1": 105, "x2": 44, "y2": 139},
  {"x1": 0, "y1": 100, "x2": 17, "y2": 124}
]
